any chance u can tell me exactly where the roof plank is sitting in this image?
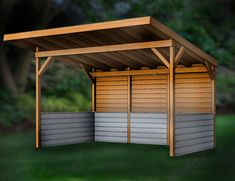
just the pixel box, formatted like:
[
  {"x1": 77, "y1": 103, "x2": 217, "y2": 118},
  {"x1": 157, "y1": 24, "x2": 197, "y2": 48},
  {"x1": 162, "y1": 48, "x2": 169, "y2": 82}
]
[{"x1": 4, "y1": 17, "x2": 151, "y2": 41}]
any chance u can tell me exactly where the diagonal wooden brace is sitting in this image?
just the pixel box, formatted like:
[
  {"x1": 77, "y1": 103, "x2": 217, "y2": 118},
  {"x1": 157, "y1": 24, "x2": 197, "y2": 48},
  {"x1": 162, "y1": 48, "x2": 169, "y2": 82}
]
[{"x1": 38, "y1": 56, "x2": 55, "y2": 77}]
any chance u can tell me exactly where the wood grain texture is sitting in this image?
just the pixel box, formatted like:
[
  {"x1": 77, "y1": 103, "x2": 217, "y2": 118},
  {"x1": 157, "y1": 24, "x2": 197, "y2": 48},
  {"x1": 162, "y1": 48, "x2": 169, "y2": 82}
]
[
  {"x1": 35, "y1": 40, "x2": 172, "y2": 58},
  {"x1": 131, "y1": 74, "x2": 168, "y2": 113},
  {"x1": 4, "y1": 16, "x2": 217, "y2": 68},
  {"x1": 96, "y1": 76, "x2": 128, "y2": 112},
  {"x1": 38, "y1": 56, "x2": 55, "y2": 77},
  {"x1": 175, "y1": 72, "x2": 212, "y2": 113}
]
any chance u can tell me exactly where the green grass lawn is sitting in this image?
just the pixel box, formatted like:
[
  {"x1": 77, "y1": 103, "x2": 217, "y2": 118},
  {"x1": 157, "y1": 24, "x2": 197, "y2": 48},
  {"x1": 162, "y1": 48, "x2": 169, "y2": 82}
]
[{"x1": 0, "y1": 115, "x2": 235, "y2": 181}]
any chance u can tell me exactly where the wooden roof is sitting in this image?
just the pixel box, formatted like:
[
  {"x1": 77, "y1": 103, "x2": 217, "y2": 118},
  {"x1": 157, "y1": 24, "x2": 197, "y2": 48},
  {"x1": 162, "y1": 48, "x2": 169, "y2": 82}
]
[{"x1": 3, "y1": 16, "x2": 218, "y2": 70}]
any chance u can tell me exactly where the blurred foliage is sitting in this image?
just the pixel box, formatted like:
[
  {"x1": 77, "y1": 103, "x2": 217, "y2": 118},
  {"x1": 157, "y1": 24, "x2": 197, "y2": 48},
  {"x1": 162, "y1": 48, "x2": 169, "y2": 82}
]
[
  {"x1": 0, "y1": 61, "x2": 91, "y2": 127},
  {"x1": 0, "y1": 91, "x2": 35, "y2": 127},
  {"x1": 0, "y1": 0, "x2": 235, "y2": 127}
]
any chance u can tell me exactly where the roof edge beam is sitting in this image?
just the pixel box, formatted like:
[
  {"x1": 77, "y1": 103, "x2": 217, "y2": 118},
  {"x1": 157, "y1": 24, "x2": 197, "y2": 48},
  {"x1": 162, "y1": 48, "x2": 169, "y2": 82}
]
[
  {"x1": 38, "y1": 56, "x2": 55, "y2": 77},
  {"x1": 35, "y1": 40, "x2": 172, "y2": 58},
  {"x1": 4, "y1": 16, "x2": 151, "y2": 41}
]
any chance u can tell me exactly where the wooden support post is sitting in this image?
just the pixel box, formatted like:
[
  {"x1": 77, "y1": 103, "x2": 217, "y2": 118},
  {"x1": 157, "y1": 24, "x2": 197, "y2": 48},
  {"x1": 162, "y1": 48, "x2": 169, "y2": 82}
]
[
  {"x1": 212, "y1": 74, "x2": 216, "y2": 147},
  {"x1": 92, "y1": 69, "x2": 96, "y2": 112},
  {"x1": 127, "y1": 68, "x2": 131, "y2": 144},
  {"x1": 35, "y1": 47, "x2": 41, "y2": 149},
  {"x1": 169, "y1": 43, "x2": 175, "y2": 157},
  {"x1": 167, "y1": 74, "x2": 170, "y2": 145}
]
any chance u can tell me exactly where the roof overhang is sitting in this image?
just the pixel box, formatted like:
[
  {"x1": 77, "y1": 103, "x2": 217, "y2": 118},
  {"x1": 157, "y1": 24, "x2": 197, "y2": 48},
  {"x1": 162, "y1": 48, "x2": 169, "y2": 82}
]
[{"x1": 3, "y1": 16, "x2": 218, "y2": 70}]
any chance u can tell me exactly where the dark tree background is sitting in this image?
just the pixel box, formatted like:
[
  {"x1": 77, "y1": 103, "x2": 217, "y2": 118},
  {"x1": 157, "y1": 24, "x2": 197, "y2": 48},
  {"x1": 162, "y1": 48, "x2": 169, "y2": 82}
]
[{"x1": 0, "y1": 0, "x2": 235, "y2": 127}]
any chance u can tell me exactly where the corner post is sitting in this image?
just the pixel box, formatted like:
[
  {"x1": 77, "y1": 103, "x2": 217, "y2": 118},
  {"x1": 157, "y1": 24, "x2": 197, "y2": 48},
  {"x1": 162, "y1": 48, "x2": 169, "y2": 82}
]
[
  {"x1": 169, "y1": 41, "x2": 175, "y2": 157},
  {"x1": 127, "y1": 67, "x2": 131, "y2": 144},
  {"x1": 35, "y1": 47, "x2": 41, "y2": 149},
  {"x1": 212, "y1": 71, "x2": 216, "y2": 147},
  {"x1": 92, "y1": 68, "x2": 96, "y2": 112}
]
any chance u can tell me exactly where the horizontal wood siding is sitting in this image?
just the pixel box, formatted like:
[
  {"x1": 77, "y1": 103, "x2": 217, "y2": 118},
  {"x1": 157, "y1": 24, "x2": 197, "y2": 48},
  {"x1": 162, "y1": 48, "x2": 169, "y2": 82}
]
[
  {"x1": 130, "y1": 113, "x2": 167, "y2": 145},
  {"x1": 132, "y1": 75, "x2": 168, "y2": 113},
  {"x1": 175, "y1": 73, "x2": 212, "y2": 113},
  {"x1": 95, "y1": 113, "x2": 127, "y2": 143},
  {"x1": 41, "y1": 112, "x2": 94, "y2": 147},
  {"x1": 96, "y1": 76, "x2": 128, "y2": 112},
  {"x1": 175, "y1": 113, "x2": 214, "y2": 156}
]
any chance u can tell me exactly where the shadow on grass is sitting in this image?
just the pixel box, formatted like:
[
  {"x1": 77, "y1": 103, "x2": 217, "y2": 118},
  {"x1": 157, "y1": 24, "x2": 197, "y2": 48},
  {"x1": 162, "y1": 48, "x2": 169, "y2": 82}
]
[{"x1": 0, "y1": 115, "x2": 234, "y2": 181}]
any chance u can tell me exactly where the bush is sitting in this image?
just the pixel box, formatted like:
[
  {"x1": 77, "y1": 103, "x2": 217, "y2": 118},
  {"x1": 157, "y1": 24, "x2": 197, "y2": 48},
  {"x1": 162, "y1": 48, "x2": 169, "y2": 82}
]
[{"x1": 0, "y1": 91, "x2": 35, "y2": 127}]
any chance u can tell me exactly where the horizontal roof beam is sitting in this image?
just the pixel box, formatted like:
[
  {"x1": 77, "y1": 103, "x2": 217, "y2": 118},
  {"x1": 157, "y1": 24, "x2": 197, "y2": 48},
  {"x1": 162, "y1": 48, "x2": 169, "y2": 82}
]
[
  {"x1": 91, "y1": 69, "x2": 169, "y2": 77},
  {"x1": 91, "y1": 66, "x2": 208, "y2": 77},
  {"x1": 35, "y1": 40, "x2": 172, "y2": 58}
]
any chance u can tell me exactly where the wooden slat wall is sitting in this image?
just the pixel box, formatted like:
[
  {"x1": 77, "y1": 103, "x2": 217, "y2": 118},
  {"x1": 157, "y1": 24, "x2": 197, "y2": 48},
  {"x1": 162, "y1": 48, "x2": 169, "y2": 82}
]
[
  {"x1": 41, "y1": 112, "x2": 94, "y2": 147},
  {"x1": 132, "y1": 74, "x2": 168, "y2": 113},
  {"x1": 175, "y1": 113, "x2": 214, "y2": 156},
  {"x1": 175, "y1": 73, "x2": 212, "y2": 113},
  {"x1": 95, "y1": 113, "x2": 127, "y2": 143},
  {"x1": 130, "y1": 113, "x2": 167, "y2": 145},
  {"x1": 96, "y1": 76, "x2": 128, "y2": 112}
]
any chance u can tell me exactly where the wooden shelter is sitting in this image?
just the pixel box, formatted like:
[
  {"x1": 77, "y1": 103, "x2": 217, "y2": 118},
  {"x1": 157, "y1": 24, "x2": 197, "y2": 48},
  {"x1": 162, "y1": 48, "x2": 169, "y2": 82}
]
[{"x1": 3, "y1": 16, "x2": 217, "y2": 157}]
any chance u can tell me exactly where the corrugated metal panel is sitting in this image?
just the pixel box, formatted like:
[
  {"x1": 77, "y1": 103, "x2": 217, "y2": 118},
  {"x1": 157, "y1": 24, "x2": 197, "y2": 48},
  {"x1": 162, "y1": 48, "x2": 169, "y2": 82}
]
[
  {"x1": 41, "y1": 112, "x2": 94, "y2": 147},
  {"x1": 175, "y1": 113, "x2": 214, "y2": 156},
  {"x1": 130, "y1": 113, "x2": 167, "y2": 145},
  {"x1": 94, "y1": 113, "x2": 127, "y2": 143}
]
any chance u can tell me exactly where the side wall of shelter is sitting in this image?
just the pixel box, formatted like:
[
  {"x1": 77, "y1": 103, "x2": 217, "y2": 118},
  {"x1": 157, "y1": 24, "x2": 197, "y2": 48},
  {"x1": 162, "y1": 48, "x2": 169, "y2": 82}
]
[{"x1": 174, "y1": 71, "x2": 215, "y2": 156}]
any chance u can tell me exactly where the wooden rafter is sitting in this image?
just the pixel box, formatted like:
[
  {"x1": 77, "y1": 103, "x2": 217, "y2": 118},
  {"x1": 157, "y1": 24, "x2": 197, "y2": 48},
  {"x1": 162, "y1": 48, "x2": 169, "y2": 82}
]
[
  {"x1": 38, "y1": 56, "x2": 55, "y2": 77},
  {"x1": 175, "y1": 46, "x2": 185, "y2": 66},
  {"x1": 151, "y1": 48, "x2": 170, "y2": 68},
  {"x1": 35, "y1": 40, "x2": 173, "y2": 58},
  {"x1": 204, "y1": 61, "x2": 214, "y2": 80},
  {"x1": 80, "y1": 63, "x2": 94, "y2": 83}
]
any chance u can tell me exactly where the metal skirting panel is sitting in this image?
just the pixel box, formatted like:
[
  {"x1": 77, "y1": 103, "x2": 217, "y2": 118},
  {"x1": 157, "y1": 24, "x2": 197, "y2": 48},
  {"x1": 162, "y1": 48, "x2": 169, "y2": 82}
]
[
  {"x1": 41, "y1": 112, "x2": 94, "y2": 147},
  {"x1": 41, "y1": 113, "x2": 167, "y2": 147},
  {"x1": 94, "y1": 113, "x2": 128, "y2": 143},
  {"x1": 175, "y1": 113, "x2": 215, "y2": 156},
  {"x1": 130, "y1": 113, "x2": 167, "y2": 145}
]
